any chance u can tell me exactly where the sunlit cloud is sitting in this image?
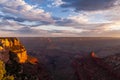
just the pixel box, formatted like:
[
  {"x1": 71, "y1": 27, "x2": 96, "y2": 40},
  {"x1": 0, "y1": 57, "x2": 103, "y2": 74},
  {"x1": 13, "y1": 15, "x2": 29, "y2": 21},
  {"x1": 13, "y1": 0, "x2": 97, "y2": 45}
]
[{"x1": 104, "y1": 22, "x2": 120, "y2": 31}]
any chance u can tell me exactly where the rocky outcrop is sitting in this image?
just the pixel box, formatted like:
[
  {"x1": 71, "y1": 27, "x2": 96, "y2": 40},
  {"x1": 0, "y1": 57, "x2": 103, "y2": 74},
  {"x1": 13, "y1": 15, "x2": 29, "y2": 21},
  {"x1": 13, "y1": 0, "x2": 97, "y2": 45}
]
[
  {"x1": 0, "y1": 38, "x2": 27, "y2": 63},
  {"x1": 72, "y1": 52, "x2": 120, "y2": 80},
  {"x1": 0, "y1": 38, "x2": 52, "y2": 80}
]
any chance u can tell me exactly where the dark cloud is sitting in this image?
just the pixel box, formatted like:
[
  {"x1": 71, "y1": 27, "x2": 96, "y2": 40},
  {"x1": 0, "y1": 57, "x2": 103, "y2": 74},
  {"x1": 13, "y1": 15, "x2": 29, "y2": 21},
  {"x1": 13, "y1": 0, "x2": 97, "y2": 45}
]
[
  {"x1": 16, "y1": 27, "x2": 37, "y2": 34},
  {"x1": 0, "y1": 15, "x2": 26, "y2": 22},
  {"x1": 53, "y1": 17, "x2": 81, "y2": 27},
  {"x1": 0, "y1": 14, "x2": 80, "y2": 27},
  {"x1": 0, "y1": 15, "x2": 53, "y2": 27},
  {"x1": 0, "y1": 19, "x2": 17, "y2": 27},
  {"x1": 0, "y1": 29, "x2": 15, "y2": 32},
  {"x1": 61, "y1": 0, "x2": 116, "y2": 11},
  {"x1": 55, "y1": 18, "x2": 74, "y2": 26}
]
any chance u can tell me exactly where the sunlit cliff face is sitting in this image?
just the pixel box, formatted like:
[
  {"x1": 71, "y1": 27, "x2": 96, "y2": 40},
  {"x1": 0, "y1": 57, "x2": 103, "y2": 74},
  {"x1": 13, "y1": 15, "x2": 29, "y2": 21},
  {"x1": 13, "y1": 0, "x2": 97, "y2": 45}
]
[{"x1": 0, "y1": 38, "x2": 27, "y2": 63}]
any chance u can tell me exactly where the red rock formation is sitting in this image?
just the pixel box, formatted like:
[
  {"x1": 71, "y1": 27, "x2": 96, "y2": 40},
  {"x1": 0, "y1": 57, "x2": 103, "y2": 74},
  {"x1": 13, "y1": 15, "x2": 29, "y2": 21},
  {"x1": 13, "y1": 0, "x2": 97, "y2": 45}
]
[
  {"x1": 90, "y1": 51, "x2": 98, "y2": 58},
  {"x1": 72, "y1": 52, "x2": 120, "y2": 80},
  {"x1": 27, "y1": 56, "x2": 38, "y2": 64}
]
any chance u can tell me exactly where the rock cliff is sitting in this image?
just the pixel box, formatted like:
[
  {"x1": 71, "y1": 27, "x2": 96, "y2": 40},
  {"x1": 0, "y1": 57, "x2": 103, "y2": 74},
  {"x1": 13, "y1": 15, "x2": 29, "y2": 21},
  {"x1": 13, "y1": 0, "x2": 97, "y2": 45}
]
[
  {"x1": 0, "y1": 38, "x2": 52, "y2": 80},
  {"x1": 0, "y1": 38, "x2": 27, "y2": 63},
  {"x1": 72, "y1": 52, "x2": 120, "y2": 80}
]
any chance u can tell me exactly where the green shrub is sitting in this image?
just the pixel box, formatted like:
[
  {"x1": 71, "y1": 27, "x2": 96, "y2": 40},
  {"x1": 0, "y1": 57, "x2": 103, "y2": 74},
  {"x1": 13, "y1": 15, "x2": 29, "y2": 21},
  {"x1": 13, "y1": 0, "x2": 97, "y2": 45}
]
[
  {"x1": 0, "y1": 60, "x2": 6, "y2": 80},
  {"x1": 0, "y1": 60, "x2": 14, "y2": 80}
]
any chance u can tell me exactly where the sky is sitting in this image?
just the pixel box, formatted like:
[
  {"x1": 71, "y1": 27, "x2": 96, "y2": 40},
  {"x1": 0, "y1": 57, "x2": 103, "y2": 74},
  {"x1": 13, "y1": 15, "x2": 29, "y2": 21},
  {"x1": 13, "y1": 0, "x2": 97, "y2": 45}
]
[{"x1": 0, "y1": 0, "x2": 120, "y2": 37}]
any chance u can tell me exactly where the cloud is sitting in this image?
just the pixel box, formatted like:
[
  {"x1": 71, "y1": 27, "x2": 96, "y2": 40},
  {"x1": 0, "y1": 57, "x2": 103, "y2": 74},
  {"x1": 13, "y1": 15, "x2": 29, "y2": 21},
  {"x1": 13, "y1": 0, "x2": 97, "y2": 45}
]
[
  {"x1": 45, "y1": 0, "x2": 65, "y2": 8},
  {"x1": 16, "y1": 27, "x2": 37, "y2": 34},
  {"x1": 105, "y1": 6, "x2": 120, "y2": 21},
  {"x1": 0, "y1": 0, "x2": 53, "y2": 23},
  {"x1": 67, "y1": 14, "x2": 89, "y2": 23},
  {"x1": 0, "y1": 0, "x2": 120, "y2": 37},
  {"x1": 51, "y1": 0, "x2": 64, "y2": 7},
  {"x1": 0, "y1": 15, "x2": 26, "y2": 22},
  {"x1": 54, "y1": 14, "x2": 89, "y2": 27},
  {"x1": 100, "y1": 21, "x2": 120, "y2": 31},
  {"x1": 0, "y1": 19, "x2": 120, "y2": 37},
  {"x1": 61, "y1": 0, "x2": 116, "y2": 11},
  {"x1": 55, "y1": 18, "x2": 76, "y2": 26},
  {"x1": 0, "y1": 19, "x2": 23, "y2": 30}
]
